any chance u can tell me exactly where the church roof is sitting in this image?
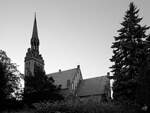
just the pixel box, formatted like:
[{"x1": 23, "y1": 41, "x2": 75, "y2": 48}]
[
  {"x1": 77, "y1": 76, "x2": 109, "y2": 97},
  {"x1": 47, "y1": 68, "x2": 78, "y2": 89}
]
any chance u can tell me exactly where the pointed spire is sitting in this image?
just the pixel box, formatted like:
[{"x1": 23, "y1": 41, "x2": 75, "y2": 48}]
[
  {"x1": 32, "y1": 13, "x2": 38, "y2": 38},
  {"x1": 31, "y1": 13, "x2": 39, "y2": 51}
]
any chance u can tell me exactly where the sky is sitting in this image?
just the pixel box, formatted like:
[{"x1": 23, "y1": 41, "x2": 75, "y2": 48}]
[{"x1": 0, "y1": 0, "x2": 150, "y2": 79}]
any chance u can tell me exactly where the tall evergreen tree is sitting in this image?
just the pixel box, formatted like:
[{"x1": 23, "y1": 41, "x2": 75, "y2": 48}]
[
  {"x1": 136, "y1": 35, "x2": 150, "y2": 106},
  {"x1": 110, "y1": 2, "x2": 149, "y2": 103}
]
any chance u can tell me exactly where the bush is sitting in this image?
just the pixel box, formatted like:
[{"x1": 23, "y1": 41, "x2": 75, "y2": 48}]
[{"x1": 34, "y1": 100, "x2": 140, "y2": 113}]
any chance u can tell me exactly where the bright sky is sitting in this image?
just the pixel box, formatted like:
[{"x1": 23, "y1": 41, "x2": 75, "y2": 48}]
[{"x1": 0, "y1": 0, "x2": 150, "y2": 79}]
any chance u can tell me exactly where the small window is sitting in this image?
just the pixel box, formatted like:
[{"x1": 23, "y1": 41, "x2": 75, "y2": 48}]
[
  {"x1": 67, "y1": 80, "x2": 70, "y2": 88},
  {"x1": 72, "y1": 83, "x2": 74, "y2": 90}
]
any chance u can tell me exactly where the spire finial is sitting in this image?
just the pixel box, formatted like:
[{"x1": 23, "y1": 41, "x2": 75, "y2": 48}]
[{"x1": 34, "y1": 12, "x2": 36, "y2": 19}]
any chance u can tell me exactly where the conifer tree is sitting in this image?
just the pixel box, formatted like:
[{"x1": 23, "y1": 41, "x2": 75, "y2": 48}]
[
  {"x1": 110, "y1": 2, "x2": 149, "y2": 103},
  {"x1": 136, "y1": 35, "x2": 150, "y2": 106}
]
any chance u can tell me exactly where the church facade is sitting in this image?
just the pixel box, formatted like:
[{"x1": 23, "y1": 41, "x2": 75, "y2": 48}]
[{"x1": 25, "y1": 16, "x2": 111, "y2": 102}]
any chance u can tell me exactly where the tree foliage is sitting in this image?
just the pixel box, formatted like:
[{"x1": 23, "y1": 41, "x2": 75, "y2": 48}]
[
  {"x1": 110, "y1": 2, "x2": 149, "y2": 104},
  {"x1": 136, "y1": 35, "x2": 150, "y2": 106},
  {"x1": 0, "y1": 50, "x2": 22, "y2": 110},
  {"x1": 24, "y1": 65, "x2": 63, "y2": 105}
]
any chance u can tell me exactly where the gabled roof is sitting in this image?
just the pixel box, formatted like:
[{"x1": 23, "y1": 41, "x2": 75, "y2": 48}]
[
  {"x1": 47, "y1": 68, "x2": 78, "y2": 89},
  {"x1": 77, "y1": 76, "x2": 110, "y2": 97}
]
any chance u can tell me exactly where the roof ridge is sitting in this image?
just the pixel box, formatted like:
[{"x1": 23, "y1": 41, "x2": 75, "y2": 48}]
[
  {"x1": 83, "y1": 75, "x2": 107, "y2": 80},
  {"x1": 47, "y1": 68, "x2": 77, "y2": 75}
]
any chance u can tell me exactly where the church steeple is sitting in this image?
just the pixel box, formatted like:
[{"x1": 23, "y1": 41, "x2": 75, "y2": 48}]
[
  {"x1": 31, "y1": 14, "x2": 39, "y2": 51},
  {"x1": 25, "y1": 14, "x2": 44, "y2": 76}
]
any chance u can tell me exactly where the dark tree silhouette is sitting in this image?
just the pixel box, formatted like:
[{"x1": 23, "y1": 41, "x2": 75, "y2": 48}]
[
  {"x1": 0, "y1": 50, "x2": 22, "y2": 110},
  {"x1": 0, "y1": 59, "x2": 8, "y2": 109},
  {"x1": 110, "y1": 2, "x2": 149, "y2": 104},
  {"x1": 136, "y1": 35, "x2": 150, "y2": 107},
  {"x1": 24, "y1": 65, "x2": 63, "y2": 105}
]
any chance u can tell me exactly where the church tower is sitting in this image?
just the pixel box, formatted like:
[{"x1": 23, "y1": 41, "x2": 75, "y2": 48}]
[{"x1": 24, "y1": 15, "x2": 44, "y2": 76}]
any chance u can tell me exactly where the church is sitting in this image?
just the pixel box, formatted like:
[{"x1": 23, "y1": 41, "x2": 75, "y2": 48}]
[{"x1": 24, "y1": 16, "x2": 111, "y2": 102}]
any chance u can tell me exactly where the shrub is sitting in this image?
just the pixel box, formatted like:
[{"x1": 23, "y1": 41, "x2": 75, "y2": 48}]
[{"x1": 34, "y1": 100, "x2": 140, "y2": 113}]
